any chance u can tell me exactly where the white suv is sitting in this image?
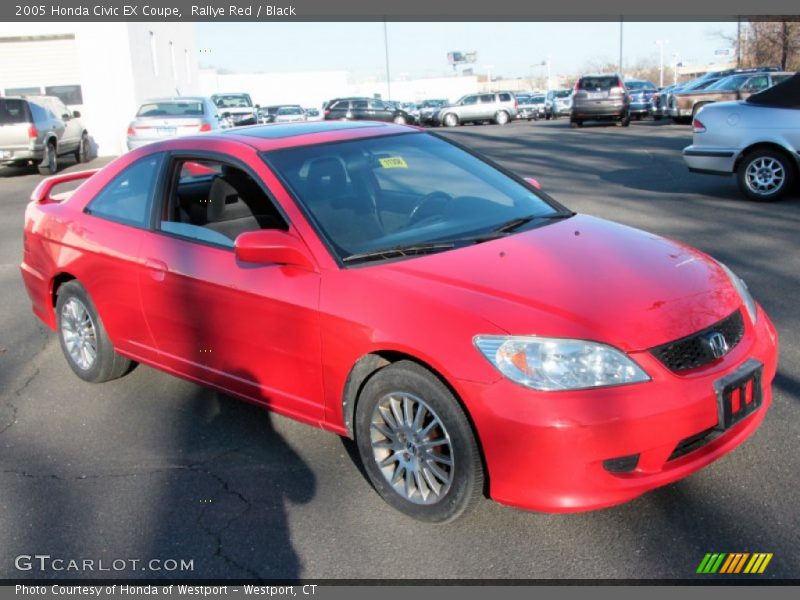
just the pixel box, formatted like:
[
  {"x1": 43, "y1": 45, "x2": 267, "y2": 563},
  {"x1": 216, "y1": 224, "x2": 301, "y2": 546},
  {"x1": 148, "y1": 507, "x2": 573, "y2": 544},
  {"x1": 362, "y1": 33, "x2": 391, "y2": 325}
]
[{"x1": 437, "y1": 92, "x2": 518, "y2": 127}]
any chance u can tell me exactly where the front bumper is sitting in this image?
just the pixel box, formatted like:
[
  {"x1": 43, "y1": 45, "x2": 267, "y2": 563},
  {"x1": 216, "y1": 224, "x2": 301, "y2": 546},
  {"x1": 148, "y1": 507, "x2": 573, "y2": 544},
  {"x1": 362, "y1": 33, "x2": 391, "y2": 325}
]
[
  {"x1": 630, "y1": 101, "x2": 650, "y2": 114},
  {"x1": 457, "y1": 306, "x2": 778, "y2": 512},
  {"x1": 683, "y1": 145, "x2": 737, "y2": 174}
]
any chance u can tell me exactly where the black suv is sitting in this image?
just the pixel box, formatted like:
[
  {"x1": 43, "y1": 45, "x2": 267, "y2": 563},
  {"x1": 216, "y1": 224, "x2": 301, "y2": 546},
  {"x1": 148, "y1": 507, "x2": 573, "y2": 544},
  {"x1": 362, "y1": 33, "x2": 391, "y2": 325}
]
[
  {"x1": 571, "y1": 73, "x2": 631, "y2": 127},
  {"x1": 323, "y1": 97, "x2": 414, "y2": 124}
]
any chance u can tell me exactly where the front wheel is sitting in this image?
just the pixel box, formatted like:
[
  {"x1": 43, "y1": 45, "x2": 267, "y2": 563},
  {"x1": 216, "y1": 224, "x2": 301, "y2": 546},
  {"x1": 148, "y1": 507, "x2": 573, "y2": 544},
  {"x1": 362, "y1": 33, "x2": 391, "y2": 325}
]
[
  {"x1": 74, "y1": 132, "x2": 89, "y2": 163},
  {"x1": 355, "y1": 361, "x2": 484, "y2": 523},
  {"x1": 494, "y1": 110, "x2": 510, "y2": 125},
  {"x1": 737, "y1": 149, "x2": 794, "y2": 202},
  {"x1": 56, "y1": 281, "x2": 135, "y2": 383}
]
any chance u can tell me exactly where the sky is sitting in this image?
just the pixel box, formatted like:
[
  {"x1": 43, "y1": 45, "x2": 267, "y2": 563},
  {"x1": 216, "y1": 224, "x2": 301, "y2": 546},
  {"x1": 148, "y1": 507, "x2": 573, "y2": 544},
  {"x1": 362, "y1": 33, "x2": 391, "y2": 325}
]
[{"x1": 194, "y1": 21, "x2": 738, "y2": 81}]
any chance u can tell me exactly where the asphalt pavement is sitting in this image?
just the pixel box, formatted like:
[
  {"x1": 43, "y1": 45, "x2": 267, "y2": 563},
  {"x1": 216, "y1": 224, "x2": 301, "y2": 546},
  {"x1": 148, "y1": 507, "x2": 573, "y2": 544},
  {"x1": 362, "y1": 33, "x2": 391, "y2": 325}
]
[{"x1": 1, "y1": 119, "x2": 798, "y2": 581}]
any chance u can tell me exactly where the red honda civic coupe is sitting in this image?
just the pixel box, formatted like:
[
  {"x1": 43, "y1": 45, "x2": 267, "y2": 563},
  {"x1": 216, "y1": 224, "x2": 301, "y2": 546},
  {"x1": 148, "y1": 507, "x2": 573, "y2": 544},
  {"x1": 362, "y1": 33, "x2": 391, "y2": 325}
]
[{"x1": 21, "y1": 121, "x2": 778, "y2": 522}]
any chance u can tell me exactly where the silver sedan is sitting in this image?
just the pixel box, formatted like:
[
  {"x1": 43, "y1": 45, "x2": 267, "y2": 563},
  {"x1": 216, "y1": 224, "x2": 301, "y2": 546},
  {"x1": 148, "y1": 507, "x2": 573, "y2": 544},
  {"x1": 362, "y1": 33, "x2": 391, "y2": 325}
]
[
  {"x1": 683, "y1": 75, "x2": 800, "y2": 201},
  {"x1": 126, "y1": 97, "x2": 228, "y2": 151}
]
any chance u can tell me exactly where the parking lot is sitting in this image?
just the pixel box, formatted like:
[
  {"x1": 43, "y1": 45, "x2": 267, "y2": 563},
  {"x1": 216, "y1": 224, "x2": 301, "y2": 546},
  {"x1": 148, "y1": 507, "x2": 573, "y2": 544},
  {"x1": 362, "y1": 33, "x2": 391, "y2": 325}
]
[{"x1": 1, "y1": 118, "x2": 798, "y2": 580}]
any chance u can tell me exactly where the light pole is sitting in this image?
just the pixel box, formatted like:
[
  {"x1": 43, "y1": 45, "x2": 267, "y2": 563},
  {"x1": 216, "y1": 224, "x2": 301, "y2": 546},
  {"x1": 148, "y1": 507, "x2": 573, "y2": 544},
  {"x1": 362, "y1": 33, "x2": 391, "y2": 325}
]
[
  {"x1": 672, "y1": 53, "x2": 680, "y2": 86},
  {"x1": 619, "y1": 17, "x2": 624, "y2": 76},
  {"x1": 383, "y1": 20, "x2": 391, "y2": 100},
  {"x1": 530, "y1": 59, "x2": 551, "y2": 91},
  {"x1": 655, "y1": 39, "x2": 670, "y2": 88}
]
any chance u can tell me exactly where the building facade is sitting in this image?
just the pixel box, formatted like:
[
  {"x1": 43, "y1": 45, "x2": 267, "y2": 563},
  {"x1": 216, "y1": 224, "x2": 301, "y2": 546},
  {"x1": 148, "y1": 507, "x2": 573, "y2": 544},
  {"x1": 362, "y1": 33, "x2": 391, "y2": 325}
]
[{"x1": 0, "y1": 23, "x2": 200, "y2": 156}]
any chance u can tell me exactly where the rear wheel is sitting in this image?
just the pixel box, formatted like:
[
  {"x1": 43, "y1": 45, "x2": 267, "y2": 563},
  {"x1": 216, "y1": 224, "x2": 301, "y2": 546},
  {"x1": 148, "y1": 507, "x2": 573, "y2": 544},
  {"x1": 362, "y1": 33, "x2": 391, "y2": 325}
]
[
  {"x1": 494, "y1": 110, "x2": 510, "y2": 125},
  {"x1": 393, "y1": 115, "x2": 407, "y2": 125},
  {"x1": 619, "y1": 112, "x2": 631, "y2": 127},
  {"x1": 38, "y1": 141, "x2": 57, "y2": 175},
  {"x1": 570, "y1": 118, "x2": 582, "y2": 128},
  {"x1": 355, "y1": 361, "x2": 484, "y2": 523},
  {"x1": 737, "y1": 149, "x2": 794, "y2": 202},
  {"x1": 56, "y1": 281, "x2": 135, "y2": 383}
]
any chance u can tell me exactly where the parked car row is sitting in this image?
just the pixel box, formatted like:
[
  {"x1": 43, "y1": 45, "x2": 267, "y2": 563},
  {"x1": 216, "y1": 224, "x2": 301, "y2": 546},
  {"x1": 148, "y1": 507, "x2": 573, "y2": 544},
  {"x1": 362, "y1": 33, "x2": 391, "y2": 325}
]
[{"x1": 654, "y1": 67, "x2": 787, "y2": 122}]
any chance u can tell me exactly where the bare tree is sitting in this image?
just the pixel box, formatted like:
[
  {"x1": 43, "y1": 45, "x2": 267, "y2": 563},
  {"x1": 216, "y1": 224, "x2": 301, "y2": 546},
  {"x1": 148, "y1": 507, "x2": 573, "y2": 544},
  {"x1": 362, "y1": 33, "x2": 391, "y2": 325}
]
[{"x1": 739, "y1": 19, "x2": 800, "y2": 70}]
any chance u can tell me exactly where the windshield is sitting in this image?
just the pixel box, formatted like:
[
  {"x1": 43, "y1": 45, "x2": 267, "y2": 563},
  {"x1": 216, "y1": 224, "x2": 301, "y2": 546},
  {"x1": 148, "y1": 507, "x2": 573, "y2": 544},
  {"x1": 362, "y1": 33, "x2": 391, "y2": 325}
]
[
  {"x1": 136, "y1": 101, "x2": 204, "y2": 117},
  {"x1": 706, "y1": 74, "x2": 749, "y2": 91},
  {"x1": 554, "y1": 90, "x2": 571, "y2": 98},
  {"x1": 213, "y1": 94, "x2": 252, "y2": 108},
  {"x1": 421, "y1": 100, "x2": 446, "y2": 108},
  {"x1": 265, "y1": 133, "x2": 566, "y2": 262},
  {"x1": 278, "y1": 106, "x2": 304, "y2": 115}
]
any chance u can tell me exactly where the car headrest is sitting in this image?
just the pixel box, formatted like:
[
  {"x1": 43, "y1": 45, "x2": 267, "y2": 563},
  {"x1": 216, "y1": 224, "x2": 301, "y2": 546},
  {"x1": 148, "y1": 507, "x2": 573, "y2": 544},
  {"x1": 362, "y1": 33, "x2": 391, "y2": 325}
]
[
  {"x1": 306, "y1": 157, "x2": 348, "y2": 202},
  {"x1": 206, "y1": 177, "x2": 236, "y2": 222}
]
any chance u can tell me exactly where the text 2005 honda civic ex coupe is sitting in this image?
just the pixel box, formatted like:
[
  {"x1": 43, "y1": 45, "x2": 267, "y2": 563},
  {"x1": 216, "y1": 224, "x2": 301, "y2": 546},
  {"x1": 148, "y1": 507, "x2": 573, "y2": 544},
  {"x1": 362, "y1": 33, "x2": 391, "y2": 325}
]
[{"x1": 21, "y1": 121, "x2": 778, "y2": 522}]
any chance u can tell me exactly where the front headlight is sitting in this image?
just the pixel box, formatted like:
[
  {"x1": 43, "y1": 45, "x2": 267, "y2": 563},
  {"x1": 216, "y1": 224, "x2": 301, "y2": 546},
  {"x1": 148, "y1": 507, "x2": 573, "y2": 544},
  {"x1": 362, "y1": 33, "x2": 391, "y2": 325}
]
[
  {"x1": 474, "y1": 336, "x2": 650, "y2": 392},
  {"x1": 718, "y1": 262, "x2": 757, "y2": 325}
]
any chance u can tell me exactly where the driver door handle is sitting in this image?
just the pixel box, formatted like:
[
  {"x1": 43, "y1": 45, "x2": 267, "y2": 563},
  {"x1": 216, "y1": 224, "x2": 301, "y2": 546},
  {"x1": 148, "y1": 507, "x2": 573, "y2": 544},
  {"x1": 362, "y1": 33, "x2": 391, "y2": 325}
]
[{"x1": 144, "y1": 258, "x2": 167, "y2": 281}]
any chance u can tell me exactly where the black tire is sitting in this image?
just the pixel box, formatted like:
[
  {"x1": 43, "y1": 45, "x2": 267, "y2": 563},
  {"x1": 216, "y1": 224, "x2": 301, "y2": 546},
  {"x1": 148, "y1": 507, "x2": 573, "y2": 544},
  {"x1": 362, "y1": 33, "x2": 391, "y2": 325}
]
[
  {"x1": 653, "y1": 115, "x2": 662, "y2": 121},
  {"x1": 494, "y1": 110, "x2": 510, "y2": 125},
  {"x1": 442, "y1": 113, "x2": 459, "y2": 128},
  {"x1": 570, "y1": 118, "x2": 582, "y2": 128},
  {"x1": 74, "y1": 132, "x2": 88, "y2": 163},
  {"x1": 736, "y1": 149, "x2": 795, "y2": 202},
  {"x1": 355, "y1": 360, "x2": 484, "y2": 523},
  {"x1": 38, "y1": 141, "x2": 57, "y2": 175},
  {"x1": 620, "y1": 112, "x2": 631, "y2": 127},
  {"x1": 55, "y1": 281, "x2": 134, "y2": 383}
]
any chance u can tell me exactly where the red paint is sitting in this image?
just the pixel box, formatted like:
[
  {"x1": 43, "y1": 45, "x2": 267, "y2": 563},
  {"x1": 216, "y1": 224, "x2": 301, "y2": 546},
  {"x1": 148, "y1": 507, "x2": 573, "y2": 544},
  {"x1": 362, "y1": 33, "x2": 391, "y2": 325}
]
[{"x1": 19, "y1": 123, "x2": 779, "y2": 512}]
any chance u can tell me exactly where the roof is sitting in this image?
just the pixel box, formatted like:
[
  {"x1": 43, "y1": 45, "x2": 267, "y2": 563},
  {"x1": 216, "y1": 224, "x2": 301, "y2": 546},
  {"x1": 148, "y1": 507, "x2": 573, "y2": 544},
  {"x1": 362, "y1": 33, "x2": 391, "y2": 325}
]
[{"x1": 219, "y1": 120, "x2": 420, "y2": 151}]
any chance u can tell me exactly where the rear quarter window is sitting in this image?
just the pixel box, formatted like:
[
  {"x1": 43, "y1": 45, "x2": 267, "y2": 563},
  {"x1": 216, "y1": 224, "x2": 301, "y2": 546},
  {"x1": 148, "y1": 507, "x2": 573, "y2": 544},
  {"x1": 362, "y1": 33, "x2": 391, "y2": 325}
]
[
  {"x1": 498, "y1": 93, "x2": 512, "y2": 102},
  {"x1": 86, "y1": 154, "x2": 164, "y2": 227}
]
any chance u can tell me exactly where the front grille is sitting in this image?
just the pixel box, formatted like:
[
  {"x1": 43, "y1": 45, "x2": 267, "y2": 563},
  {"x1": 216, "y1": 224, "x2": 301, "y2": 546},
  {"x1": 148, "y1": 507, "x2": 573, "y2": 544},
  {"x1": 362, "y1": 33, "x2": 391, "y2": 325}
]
[{"x1": 650, "y1": 310, "x2": 745, "y2": 372}]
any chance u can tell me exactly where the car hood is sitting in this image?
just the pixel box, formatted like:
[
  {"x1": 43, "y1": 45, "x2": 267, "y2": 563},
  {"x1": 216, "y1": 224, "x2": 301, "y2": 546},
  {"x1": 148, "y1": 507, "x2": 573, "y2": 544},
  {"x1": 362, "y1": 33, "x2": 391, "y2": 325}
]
[{"x1": 367, "y1": 215, "x2": 741, "y2": 352}]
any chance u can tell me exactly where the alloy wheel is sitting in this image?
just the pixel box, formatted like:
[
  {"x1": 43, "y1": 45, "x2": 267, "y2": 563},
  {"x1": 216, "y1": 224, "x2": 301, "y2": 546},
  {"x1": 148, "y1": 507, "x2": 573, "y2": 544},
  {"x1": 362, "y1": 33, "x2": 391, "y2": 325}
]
[
  {"x1": 745, "y1": 157, "x2": 785, "y2": 196},
  {"x1": 60, "y1": 297, "x2": 98, "y2": 370},
  {"x1": 369, "y1": 392, "x2": 454, "y2": 505}
]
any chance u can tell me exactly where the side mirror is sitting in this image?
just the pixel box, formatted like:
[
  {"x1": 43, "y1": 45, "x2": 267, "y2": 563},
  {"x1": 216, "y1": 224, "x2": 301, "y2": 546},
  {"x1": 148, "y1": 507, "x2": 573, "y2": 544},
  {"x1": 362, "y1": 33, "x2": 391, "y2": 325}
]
[
  {"x1": 234, "y1": 230, "x2": 316, "y2": 270},
  {"x1": 61, "y1": 113, "x2": 71, "y2": 120},
  {"x1": 254, "y1": 103, "x2": 260, "y2": 109},
  {"x1": 222, "y1": 111, "x2": 231, "y2": 118},
  {"x1": 72, "y1": 110, "x2": 81, "y2": 118},
  {"x1": 524, "y1": 177, "x2": 542, "y2": 190}
]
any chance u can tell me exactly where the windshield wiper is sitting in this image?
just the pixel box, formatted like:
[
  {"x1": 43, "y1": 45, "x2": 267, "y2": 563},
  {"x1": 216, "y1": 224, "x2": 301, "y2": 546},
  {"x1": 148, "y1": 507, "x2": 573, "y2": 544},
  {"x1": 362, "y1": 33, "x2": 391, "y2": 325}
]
[
  {"x1": 473, "y1": 212, "x2": 574, "y2": 240},
  {"x1": 343, "y1": 241, "x2": 456, "y2": 264}
]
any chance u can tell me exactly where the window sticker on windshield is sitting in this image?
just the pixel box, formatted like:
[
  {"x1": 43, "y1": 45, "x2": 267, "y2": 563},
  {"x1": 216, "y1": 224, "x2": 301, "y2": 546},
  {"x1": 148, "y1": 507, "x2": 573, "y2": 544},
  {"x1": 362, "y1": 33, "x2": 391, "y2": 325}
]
[{"x1": 378, "y1": 157, "x2": 408, "y2": 169}]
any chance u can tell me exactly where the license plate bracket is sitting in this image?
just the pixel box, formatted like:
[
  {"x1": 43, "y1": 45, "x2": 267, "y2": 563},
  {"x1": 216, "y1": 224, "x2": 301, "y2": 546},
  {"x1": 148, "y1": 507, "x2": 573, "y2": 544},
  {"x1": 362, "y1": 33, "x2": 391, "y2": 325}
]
[{"x1": 713, "y1": 358, "x2": 763, "y2": 431}]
